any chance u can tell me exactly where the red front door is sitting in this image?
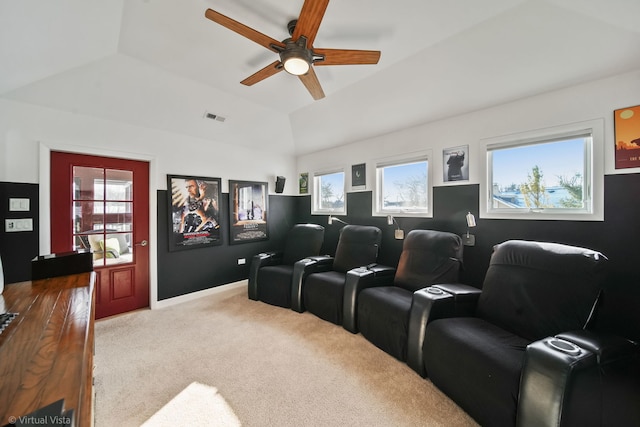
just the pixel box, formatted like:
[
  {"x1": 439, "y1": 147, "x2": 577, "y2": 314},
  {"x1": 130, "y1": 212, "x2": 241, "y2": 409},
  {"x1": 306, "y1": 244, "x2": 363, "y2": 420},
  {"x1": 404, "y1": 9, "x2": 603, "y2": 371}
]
[{"x1": 50, "y1": 151, "x2": 150, "y2": 319}]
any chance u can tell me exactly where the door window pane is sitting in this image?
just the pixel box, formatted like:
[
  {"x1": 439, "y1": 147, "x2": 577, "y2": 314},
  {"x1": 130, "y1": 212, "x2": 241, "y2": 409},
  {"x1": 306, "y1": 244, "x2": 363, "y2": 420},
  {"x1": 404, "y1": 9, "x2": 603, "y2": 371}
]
[
  {"x1": 72, "y1": 166, "x2": 134, "y2": 266},
  {"x1": 105, "y1": 169, "x2": 133, "y2": 201}
]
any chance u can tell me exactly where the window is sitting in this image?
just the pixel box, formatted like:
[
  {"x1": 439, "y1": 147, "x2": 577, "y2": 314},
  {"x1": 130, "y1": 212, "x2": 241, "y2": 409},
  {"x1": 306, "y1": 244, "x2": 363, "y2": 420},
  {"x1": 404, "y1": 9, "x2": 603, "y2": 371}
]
[
  {"x1": 374, "y1": 155, "x2": 431, "y2": 217},
  {"x1": 312, "y1": 170, "x2": 346, "y2": 214},
  {"x1": 72, "y1": 166, "x2": 134, "y2": 266},
  {"x1": 481, "y1": 119, "x2": 604, "y2": 221}
]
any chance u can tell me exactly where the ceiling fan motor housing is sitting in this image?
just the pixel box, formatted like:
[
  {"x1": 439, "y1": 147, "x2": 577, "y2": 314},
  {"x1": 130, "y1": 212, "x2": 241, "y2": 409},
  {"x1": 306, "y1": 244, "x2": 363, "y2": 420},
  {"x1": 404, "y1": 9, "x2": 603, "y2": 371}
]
[{"x1": 287, "y1": 19, "x2": 298, "y2": 36}]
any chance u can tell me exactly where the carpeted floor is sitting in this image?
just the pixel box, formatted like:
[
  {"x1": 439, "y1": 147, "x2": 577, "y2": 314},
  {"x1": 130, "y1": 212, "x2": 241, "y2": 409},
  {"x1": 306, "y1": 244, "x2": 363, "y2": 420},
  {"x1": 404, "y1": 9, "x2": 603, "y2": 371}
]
[
  {"x1": 141, "y1": 382, "x2": 241, "y2": 427},
  {"x1": 94, "y1": 283, "x2": 478, "y2": 426}
]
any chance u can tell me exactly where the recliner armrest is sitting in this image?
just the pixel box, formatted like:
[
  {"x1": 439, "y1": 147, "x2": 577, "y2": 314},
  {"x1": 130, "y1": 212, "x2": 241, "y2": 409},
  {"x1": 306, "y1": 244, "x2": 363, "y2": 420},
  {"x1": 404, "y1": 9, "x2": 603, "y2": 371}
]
[
  {"x1": 517, "y1": 331, "x2": 640, "y2": 427},
  {"x1": 432, "y1": 283, "x2": 482, "y2": 316},
  {"x1": 248, "y1": 251, "x2": 282, "y2": 300},
  {"x1": 290, "y1": 256, "x2": 334, "y2": 313},
  {"x1": 407, "y1": 284, "x2": 482, "y2": 376},
  {"x1": 555, "y1": 330, "x2": 639, "y2": 361},
  {"x1": 342, "y1": 264, "x2": 396, "y2": 333}
]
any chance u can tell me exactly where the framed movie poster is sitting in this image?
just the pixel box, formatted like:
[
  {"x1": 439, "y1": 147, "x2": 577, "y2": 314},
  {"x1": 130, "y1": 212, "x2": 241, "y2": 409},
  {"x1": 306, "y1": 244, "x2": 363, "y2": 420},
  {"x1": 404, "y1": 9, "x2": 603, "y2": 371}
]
[
  {"x1": 167, "y1": 175, "x2": 222, "y2": 251},
  {"x1": 614, "y1": 105, "x2": 640, "y2": 169},
  {"x1": 229, "y1": 180, "x2": 269, "y2": 244},
  {"x1": 443, "y1": 145, "x2": 469, "y2": 182}
]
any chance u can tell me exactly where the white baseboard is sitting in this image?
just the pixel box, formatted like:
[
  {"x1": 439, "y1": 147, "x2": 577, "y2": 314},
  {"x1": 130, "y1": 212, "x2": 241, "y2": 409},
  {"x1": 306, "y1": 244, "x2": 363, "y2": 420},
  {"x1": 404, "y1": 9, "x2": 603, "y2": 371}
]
[{"x1": 151, "y1": 280, "x2": 247, "y2": 310}]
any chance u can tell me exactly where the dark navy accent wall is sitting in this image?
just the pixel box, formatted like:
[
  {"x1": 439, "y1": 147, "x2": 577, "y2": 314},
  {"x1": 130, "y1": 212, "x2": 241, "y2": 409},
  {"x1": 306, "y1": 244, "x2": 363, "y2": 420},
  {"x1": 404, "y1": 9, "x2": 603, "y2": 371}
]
[
  {"x1": 295, "y1": 174, "x2": 640, "y2": 341},
  {"x1": 156, "y1": 191, "x2": 298, "y2": 300},
  {"x1": 1, "y1": 173, "x2": 638, "y2": 336},
  {"x1": 295, "y1": 175, "x2": 640, "y2": 290},
  {"x1": 0, "y1": 182, "x2": 39, "y2": 283},
  {"x1": 295, "y1": 187, "x2": 480, "y2": 283}
]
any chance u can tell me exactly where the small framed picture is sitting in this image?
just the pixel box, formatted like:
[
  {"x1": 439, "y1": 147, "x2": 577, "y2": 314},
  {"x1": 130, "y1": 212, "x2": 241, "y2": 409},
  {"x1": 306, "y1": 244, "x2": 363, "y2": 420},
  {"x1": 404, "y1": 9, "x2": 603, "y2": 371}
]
[
  {"x1": 228, "y1": 180, "x2": 269, "y2": 244},
  {"x1": 352, "y1": 163, "x2": 366, "y2": 187},
  {"x1": 614, "y1": 105, "x2": 640, "y2": 169},
  {"x1": 443, "y1": 145, "x2": 469, "y2": 182},
  {"x1": 299, "y1": 172, "x2": 309, "y2": 194},
  {"x1": 167, "y1": 175, "x2": 222, "y2": 251}
]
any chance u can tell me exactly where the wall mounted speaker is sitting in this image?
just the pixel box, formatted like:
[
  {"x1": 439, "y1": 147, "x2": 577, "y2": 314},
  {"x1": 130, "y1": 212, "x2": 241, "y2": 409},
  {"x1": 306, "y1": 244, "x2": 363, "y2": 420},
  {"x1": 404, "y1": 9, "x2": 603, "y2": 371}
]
[{"x1": 275, "y1": 176, "x2": 286, "y2": 193}]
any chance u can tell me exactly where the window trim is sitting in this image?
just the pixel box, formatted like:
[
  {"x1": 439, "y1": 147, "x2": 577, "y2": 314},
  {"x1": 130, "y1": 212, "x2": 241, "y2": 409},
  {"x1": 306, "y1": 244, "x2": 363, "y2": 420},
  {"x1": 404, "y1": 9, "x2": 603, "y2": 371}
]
[
  {"x1": 311, "y1": 168, "x2": 347, "y2": 215},
  {"x1": 480, "y1": 119, "x2": 604, "y2": 221},
  {"x1": 373, "y1": 151, "x2": 433, "y2": 218}
]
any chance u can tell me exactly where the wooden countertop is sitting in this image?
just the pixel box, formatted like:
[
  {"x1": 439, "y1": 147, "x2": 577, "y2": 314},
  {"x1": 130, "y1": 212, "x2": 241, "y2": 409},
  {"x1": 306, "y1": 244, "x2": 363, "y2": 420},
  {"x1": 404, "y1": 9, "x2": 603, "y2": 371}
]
[{"x1": 0, "y1": 272, "x2": 96, "y2": 426}]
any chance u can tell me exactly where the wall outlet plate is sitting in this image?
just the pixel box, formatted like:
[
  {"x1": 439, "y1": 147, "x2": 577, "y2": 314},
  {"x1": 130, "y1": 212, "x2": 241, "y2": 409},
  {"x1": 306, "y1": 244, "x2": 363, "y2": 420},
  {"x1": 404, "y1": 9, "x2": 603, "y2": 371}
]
[
  {"x1": 463, "y1": 234, "x2": 475, "y2": 246},
  {"x1": 5, "y1": 218, "x2": 33, "y2": 232}
]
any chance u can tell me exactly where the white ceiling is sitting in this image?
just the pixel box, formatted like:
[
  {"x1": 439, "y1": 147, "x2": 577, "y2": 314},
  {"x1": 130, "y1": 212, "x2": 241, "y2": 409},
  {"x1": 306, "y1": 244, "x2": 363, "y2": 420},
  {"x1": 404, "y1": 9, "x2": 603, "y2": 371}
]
[{"x1": 2, "y1": 0, "x2": 640, "y2": 156}]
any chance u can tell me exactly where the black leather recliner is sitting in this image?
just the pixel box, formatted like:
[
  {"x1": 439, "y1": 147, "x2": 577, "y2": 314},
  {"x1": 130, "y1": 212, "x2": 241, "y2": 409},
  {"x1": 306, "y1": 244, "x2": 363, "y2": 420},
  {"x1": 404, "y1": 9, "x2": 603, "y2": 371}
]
[
  {"x1": 248, "y1": 223, "x2": 324, "y2": 308},
  {"x1": 416, "y1": 240, "x2": 639, "y2": 427},
  {"x1": 292, "y1": 225, "x2": 382, "y2": 324},
  {"x1": 354, "y1": 229, "x2": 464, "y2": 364}
]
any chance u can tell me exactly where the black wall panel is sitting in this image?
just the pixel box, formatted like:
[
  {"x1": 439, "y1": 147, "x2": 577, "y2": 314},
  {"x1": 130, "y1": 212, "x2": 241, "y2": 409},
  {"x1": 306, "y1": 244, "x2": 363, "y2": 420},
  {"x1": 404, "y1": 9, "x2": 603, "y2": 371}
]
[
  {"x1": 0, "y1": 182, "x2": 39, "y2": 283},
  {"x1": 156, "y1": 191, "x2": 297, "y2": 300},
  {"x1": 296, "y1": 177, "x2": 637, "y2": 288},
  {"x1": 295, "y1": 187, "x2": 480, "y2": 283},
  {"x1": 2, "y1": 173, "x2": 638, "y2": 332}
]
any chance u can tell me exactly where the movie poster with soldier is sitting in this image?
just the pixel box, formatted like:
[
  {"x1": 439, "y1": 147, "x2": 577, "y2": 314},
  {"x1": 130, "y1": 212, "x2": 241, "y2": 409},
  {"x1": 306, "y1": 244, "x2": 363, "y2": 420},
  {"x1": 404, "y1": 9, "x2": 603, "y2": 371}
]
[
  {"x1": 167, "y1": 175, "x2": 222, "y2": 251},
  {"x1": 443, "y1": 145, "x2": 469, "y2": 182}
]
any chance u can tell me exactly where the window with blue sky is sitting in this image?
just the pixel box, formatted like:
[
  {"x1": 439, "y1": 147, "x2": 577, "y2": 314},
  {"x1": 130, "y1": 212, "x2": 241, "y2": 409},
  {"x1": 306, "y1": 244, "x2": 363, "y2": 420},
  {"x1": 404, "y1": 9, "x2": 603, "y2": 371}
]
[
  {"x1": 481, "y1": 119, "x2": 604, "y2": 221},
  {"x1": 375, "y1": 155, "x2": 431, "y2": 217},
  {"x1": 491, "y1": 137, "x2": 586, "y2": 209},
  {"x1": 312, "y1": 170, "x2": 345, "y2": 214}
]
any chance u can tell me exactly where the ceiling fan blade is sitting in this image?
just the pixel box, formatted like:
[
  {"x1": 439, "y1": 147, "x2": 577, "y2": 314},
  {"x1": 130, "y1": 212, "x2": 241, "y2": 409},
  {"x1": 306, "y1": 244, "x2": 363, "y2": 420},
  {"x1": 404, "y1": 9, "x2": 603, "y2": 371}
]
[
  {"x1": 313, "y1": 48, "x2": 381, "y2": 66},
  {"x1": 240, "y1": 61, "x2": 283, "y2": 86},
  {"x1": 205, "y1": 9, "x2": 285, "y2": 53},
  {"x1": 298, "y1": 67, "x2": 325, "y2": 100},
  {"x1": 292, "y1": 0, "x2": 329, "y2": 47}
]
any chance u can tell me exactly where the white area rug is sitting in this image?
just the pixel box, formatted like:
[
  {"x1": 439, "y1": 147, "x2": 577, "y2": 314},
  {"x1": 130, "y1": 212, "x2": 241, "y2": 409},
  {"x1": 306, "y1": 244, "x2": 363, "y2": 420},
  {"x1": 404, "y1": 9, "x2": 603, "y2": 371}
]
[{"x1": 141, "y1": 382, "x2": 241, "y2": 427}]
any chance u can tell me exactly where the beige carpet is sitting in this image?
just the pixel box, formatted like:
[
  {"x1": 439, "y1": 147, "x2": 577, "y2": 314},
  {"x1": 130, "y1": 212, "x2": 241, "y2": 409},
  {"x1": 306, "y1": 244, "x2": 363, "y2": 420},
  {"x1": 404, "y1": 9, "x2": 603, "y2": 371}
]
[
  {"x1": 141, "y1": 382, "x2": 241, "y2": 427},
  {"x1": 94, "y1": 284, "x2": 478, "y2": 426}
]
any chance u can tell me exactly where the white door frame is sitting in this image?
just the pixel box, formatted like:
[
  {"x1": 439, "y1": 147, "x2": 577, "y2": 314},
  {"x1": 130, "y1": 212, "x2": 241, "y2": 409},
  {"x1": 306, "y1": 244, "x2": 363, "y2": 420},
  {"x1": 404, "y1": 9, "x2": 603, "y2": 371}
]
[{"x1": 38, "y1": 141, "x2": 160, "y2": 309}]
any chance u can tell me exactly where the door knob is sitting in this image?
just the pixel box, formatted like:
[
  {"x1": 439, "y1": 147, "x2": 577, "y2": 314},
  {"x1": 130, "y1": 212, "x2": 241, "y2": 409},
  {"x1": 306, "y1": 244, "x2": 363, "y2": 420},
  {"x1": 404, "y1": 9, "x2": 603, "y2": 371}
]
[{"x1": 135, "y1": 240, "x2": 148, "y2": 247}]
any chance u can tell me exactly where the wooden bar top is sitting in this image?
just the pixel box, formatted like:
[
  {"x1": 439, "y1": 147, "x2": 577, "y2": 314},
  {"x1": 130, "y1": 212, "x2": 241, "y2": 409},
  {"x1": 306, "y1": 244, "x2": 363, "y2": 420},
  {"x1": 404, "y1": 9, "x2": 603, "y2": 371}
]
[{"x1": 0, "y1": 272, "x2": 96, "y2": 426}]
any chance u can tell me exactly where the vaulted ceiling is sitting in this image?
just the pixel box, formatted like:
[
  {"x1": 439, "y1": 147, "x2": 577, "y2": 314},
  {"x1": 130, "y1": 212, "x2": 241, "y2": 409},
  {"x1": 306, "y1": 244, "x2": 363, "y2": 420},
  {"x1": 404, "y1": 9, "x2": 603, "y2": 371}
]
[{"x1": 2, "y1": 0, "x2": 640, "y2": 156}]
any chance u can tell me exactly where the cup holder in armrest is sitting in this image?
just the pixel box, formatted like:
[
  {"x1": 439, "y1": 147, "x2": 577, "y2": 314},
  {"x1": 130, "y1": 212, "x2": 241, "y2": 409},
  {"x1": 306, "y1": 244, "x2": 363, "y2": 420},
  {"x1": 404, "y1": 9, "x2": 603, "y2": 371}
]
[
  {"x1": 426, "y1": 286, "x2": 445, "y2": 295},
  {"x1": 546, "y1": 338, "x2": 582, "y2": 356}
]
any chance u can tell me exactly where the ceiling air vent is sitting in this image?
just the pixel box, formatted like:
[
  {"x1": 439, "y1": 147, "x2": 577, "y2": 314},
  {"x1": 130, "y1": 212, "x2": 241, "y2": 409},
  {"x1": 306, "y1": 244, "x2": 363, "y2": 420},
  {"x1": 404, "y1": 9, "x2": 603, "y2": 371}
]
[{"x1": 204, "y1": 112, "x2": 226, "y2": 122}]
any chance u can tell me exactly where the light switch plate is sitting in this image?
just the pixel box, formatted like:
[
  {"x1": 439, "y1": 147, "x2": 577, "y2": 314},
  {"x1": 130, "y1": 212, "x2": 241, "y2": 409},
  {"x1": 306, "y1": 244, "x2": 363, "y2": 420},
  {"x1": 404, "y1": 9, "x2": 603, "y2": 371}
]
[{"x1": 9, "y1": 198, "x2": 30, "y2": 212}]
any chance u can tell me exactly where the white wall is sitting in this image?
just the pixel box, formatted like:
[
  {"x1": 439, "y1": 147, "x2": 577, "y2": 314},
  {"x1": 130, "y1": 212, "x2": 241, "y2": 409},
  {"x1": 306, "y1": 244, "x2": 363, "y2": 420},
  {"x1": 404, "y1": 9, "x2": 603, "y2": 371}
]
[
  {"x1": 0, "y1": 98, "x2": 296, "y2": 307},
  {"x1": 297, "y1": 69, "x2": 640, "y2": 190},
  {"x1": 0, "y1": 99, "x2": 296, "y2": 192}
]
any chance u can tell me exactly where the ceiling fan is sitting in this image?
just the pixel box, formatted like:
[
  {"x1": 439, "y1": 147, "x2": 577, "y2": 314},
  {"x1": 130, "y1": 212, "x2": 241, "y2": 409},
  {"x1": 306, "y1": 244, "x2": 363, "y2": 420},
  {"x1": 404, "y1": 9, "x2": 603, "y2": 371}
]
[{"x1": 204, "y1": 0, "x2": 381, "y2": 100}]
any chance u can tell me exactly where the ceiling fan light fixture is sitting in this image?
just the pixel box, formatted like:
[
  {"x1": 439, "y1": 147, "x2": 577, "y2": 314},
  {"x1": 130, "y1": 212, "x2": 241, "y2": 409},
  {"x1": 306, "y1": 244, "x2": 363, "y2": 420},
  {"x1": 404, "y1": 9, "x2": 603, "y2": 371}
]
[
  {"x1": 280, "y1": 37, "x2": 312, "y2": 76},
  {"x1": 283, "y1": 56, "x2": 310, "y2": 75}
]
